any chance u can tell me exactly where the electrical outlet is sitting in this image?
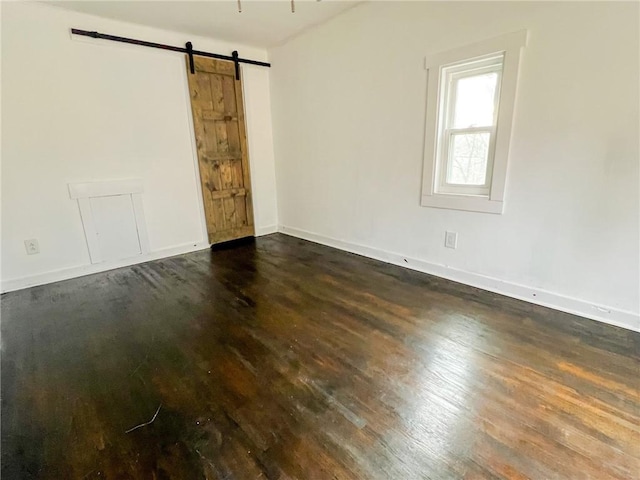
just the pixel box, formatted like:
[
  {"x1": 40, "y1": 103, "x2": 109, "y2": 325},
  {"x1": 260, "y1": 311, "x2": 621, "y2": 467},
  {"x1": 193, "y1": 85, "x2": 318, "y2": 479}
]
[
  {"x1": 445, "y1": 231, "x2": 458, "y2": 249},
  {"x1": 24, "y1": 239, "x2": 40, "y2": 255}
]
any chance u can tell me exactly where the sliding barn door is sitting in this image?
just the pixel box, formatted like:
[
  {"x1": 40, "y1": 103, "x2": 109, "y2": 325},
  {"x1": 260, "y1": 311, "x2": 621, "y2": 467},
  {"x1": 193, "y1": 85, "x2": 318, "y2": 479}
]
[{"x1": 186, "y1": 57, "x2": 254, "y2": 244}]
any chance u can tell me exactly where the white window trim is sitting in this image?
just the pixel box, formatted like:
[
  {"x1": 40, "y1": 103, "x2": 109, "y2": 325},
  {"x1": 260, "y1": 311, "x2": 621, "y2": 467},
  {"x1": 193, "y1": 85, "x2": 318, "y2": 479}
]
[{"x1": 421, "y1": 30, "x2": 527, "y2": 214}]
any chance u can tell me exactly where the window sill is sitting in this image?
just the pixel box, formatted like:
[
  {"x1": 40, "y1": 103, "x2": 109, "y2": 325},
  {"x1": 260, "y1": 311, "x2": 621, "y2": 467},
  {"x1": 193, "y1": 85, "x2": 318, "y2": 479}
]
[{"x1": 421, "y1": 193, "x2": 504, "y2": 214}]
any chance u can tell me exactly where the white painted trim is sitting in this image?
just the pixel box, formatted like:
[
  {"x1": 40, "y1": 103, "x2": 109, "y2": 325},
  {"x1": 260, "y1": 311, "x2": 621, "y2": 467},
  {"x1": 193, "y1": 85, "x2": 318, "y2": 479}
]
[
  {"x1": 421, "y1": 194, "x2": 504, "y2": 214},
  {"x1": 238, "y1": 65, "x2": 263, "y2": 238},
  {"x1": 254, "y1": 224, "x2": 278, "y2": 237},
  {"x1": 1, "y1": 241, "x2": 210, "y2": 293},
  {"x1": 422, "y1": 30, "x2": 527, "y2": 214},
  {"x1": 131, "y1": 193, "x2": 151, "y2": 255},
  {"x1": 68, "y1": 179, "x2": 144, "y2": 198},
  {"x1": 278, "y1": 225, "x2": 640, "y2": 333},
  {"x1": 423, "y1": 30, "x2": 527, "y2": 73},
  {"x1": 77, "y1": 197, "x2": 102, "y2": 263},
  {"x1": 68, "y1": 180, "x2": 151, "y2": 264}
]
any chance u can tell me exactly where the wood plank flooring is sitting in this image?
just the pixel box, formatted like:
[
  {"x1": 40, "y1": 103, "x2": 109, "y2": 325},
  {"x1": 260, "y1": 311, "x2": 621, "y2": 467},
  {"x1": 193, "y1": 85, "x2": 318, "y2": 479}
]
[{"x1": 2, "y1": 233, "x2": 639, "y2": 479}]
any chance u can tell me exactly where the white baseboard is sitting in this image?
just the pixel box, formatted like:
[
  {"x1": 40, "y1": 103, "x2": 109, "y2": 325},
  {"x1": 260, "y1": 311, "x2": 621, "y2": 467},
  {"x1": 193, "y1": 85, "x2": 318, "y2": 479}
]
[
  {"x1": 254, "y1": 224, "x2": 278, "y2": 237},
  {"x1": 278, "y1": 225, "x2": 640, "y2": 333},
  {"x1": 2, "y1": 224, "x2": 279, "y2": 293},
  {"x1": 1, "y1": 241, "x2": 210, "y2": 293}
]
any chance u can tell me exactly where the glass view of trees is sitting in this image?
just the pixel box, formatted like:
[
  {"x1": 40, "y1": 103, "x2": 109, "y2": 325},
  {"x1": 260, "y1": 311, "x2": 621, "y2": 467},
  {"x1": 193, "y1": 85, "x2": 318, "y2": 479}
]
[
  {"x1": 446, "y1": 72, "x2": 497, "y2": 186},
  {"x1": 447, "y1": 132, "x2": 490, "y2": 185}
]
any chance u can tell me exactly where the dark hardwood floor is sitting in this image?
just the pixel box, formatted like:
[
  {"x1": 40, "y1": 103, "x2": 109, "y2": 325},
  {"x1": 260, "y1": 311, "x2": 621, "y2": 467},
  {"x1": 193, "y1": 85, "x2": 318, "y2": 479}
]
[{"x1": 2, "y1": 233, "x2": 639, "y2": 479}]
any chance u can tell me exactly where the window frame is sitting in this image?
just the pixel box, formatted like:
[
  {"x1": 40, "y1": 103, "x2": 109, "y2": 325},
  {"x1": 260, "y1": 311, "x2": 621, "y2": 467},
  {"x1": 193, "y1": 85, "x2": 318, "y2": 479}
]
[
  {"x1": 437, "y1": 56, "x2": 503, "y2": 196},
  {"x1": 421, "y1": 31, "x2": 527, "y2": 214}
]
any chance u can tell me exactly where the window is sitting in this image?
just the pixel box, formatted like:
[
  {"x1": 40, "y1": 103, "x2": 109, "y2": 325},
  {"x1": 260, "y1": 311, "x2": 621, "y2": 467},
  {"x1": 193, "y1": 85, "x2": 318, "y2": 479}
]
[
  {"x1": 437, "y1": 55, "x2": 502, "y2": 196},
  {"x1": 422, "y1": 31, "x2": 527, "y2": 214}
]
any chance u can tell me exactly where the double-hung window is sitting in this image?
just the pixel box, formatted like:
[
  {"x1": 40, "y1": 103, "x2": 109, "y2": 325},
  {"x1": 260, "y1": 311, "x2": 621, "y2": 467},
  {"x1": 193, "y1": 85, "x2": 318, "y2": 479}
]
[
  {"x1": 422, "y1": 31, "x2": 527, "y2": 214},
  {"x1": 438, "y1": 55, "x2": 502, "y2": 196}
]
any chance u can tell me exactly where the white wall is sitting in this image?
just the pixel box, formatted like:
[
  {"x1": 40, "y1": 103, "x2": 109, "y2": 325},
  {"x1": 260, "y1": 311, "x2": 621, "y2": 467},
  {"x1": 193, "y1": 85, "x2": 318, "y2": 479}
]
[
  {"x1": 1, "y1": 2, "x2": 278, "y2": 291},
  {"x1": 269, "y1": 2, "x2": 640, "y2": 330}
]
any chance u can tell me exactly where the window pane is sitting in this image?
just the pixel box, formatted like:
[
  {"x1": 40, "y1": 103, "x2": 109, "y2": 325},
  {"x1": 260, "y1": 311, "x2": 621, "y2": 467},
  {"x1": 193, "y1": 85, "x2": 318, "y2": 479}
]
[
  {"x1": 452, "y1": 73, "x2": 498, "y2": 128},
  {"x1": 446, "y1": 132, "x2": 490, "y2": 185}
]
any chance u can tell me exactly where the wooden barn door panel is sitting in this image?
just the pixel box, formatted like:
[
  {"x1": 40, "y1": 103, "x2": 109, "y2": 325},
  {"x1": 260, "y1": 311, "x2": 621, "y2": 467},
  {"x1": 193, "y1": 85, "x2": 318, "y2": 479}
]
[{"x1": 186, "y1": 57, "x2": 254, "y2": 244}]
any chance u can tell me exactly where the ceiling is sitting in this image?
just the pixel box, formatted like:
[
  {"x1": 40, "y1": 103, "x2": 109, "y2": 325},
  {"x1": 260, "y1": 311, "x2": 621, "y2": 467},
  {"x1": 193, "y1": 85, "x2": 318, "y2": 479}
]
[{"x1": 48, "y1": 0, "x2": 361, "y2": 48}]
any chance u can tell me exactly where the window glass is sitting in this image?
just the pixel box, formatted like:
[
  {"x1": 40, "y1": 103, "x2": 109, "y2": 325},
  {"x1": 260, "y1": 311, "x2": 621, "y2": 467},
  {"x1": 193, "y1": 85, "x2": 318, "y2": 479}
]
[
  {"x1": 452, "y1": 73, "x2": 498, "y2": 128},
  {"x1": 446, "y1": 132, "x2": 490, "y2": 185}
]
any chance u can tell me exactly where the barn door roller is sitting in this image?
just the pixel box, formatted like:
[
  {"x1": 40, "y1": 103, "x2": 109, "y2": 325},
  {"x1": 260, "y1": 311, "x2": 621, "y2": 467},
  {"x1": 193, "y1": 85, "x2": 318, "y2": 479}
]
[
  {"x1": 186, "y1": 41, "x2": 195, "y2": 74},
  {"x1": 71, "y1": 28, "x2": 271, "y2": 80}
]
